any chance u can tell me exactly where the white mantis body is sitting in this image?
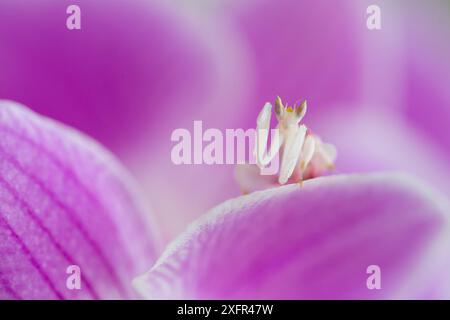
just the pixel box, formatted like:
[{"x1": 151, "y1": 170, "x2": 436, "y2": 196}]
[{"x1": 255, "y1": 97, "x2": 336, "y2": 185}]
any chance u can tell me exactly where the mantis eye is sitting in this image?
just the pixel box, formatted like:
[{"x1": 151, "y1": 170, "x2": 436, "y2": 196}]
[
  {"x1": 275, "y1": 96, "x2": 283, "y2": 117},
  {"x1": 296, "y1": 100, "x2": 307, "y2": 119}
]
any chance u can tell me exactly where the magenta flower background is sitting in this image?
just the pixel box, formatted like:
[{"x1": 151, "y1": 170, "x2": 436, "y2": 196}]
[{"x1": 1, "y1": 0, "x2": 450, "y2": 299}]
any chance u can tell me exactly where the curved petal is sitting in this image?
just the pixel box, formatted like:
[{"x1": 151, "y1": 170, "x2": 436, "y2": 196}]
[
  {"x1": 0, "y1": 101, "x2": 158, "y2": 299},
  {"x1": 134, "y1": 173, "x2": 450, "y2": 299}
]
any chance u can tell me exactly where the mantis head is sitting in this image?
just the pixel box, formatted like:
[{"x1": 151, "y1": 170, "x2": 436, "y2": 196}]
[{"x1": 274, "y1": 96, "x2": 307, "y2": 127}]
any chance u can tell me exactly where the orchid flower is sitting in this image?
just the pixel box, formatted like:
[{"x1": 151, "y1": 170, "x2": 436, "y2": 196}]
[
  {"x1": 1, "y1": 0, "x2": 450, "y2": 300},
  {"x1": 2, "y1": 101, "x2": 450, "y2": 300},
  {"x1": 1, "y1": 0, "x2": 449, "y2": 245},
  {"x1": 0, "y1": 101, "x2": 158, "y2": 299}
]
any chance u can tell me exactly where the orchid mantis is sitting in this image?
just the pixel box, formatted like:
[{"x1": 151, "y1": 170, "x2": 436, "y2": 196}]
[{"x1": 255, "y1": 97, "x2": 337, "y2": 185}]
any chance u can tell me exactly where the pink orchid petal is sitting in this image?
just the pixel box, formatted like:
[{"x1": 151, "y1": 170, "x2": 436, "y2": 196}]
[
  {"x1": 134, "y1": 173, "x2": 450, "y2": 299},
  {"x1": 0, "y1": 101, "x2": 158, "y2": 299}
]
